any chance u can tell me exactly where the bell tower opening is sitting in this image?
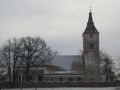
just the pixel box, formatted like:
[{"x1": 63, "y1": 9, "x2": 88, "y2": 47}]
[{"x1": 90, "y1": 43, "x2": 93, "y2": 49}]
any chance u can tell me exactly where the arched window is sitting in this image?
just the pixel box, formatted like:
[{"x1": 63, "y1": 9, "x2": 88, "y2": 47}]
[
  {"x1": 38, "y1": 75, "x2": 43, "y2": 81},
  {"x1": 68, "y1": 77, "x2": 73, "y2": 81},
  {"x1": 28, "y1": 75, "x2": 32, "y2": 81},
  {"x1": 59, "y1": 78, "x2": 63, "y2": 81},
  {"x1": 90, "y1": 43, "x2": 93, "y2": 49},
  {"x1": 76, "y1": 77, "x2": 82, "y2": 81},
  {"x1": 18, "y1": 75, "x2": 21, "y2": 81},
  {"x1": 90, "y1": 34, "x2": 93, "y2": 38},
  {"x1": 51, "y1": 78, "x2": 53, "y2": 81},
  {"x1": 91, "y1": 78, "x2": 93, "y2": 82}
]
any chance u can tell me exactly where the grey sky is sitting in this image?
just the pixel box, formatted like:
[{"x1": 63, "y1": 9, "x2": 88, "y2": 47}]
[{"x1": 0, "y1": 0, "x2": 120, "y2": 60}]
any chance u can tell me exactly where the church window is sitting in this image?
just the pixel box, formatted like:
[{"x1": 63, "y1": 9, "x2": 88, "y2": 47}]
[
  {"x1": 18, "y1": 75, "x2": 21, "y2": 81},
  {"x1": 91, "y1": 78, "x2": 94, "y2": 82},
  {"x1": 90, "y1": 34, "x2": 93, "y2": 38},
  {"x1": 68, "y1": 77, "x2": 73, "y2": 81},
  {"x1": 28, "y1": 75, "x2": 33, "y2": 81},
  {"x1": 90, "y1": 44, "x2": 93, "y2": 49},
  {"x1": 38, "y1": 75, "x2": 43, "y2": 81},
  {"x1": 51, "y1": 78, "x2": 53, "y2": 81},
  {"x1": 59, "y1": 78, "x2": 63, "y2": 81},
  {"x1": 76, "y1": 77, "x2": 82, "y2": 81},
  {"x1": 91, "y1": 70, "x2": 94, "y2": 74}
]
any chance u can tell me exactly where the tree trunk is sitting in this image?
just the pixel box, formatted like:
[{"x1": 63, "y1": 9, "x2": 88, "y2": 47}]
[
  {"x1": 12, "y1": 68, "x2": 17, "y2": 83},
  {"x1": 8, "y1": 67, "x2": 11, "y2": 83},
  {"x1": 25, "y1": 65, "x2": 29, "y2": 81}
]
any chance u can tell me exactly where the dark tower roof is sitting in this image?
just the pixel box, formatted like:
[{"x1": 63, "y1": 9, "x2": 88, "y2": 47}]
[{"x1": 83, "y1": 11, "x2": 99, "y2": 34}]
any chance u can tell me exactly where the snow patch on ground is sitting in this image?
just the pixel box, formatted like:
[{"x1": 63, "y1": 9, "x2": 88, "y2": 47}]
[{"x1": 2, "y1": 87, "x2": 116, "y2": 90}]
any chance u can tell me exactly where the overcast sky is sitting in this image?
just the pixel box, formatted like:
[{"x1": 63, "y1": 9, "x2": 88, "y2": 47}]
[{"x1": 0, "y1": 0, "x2": 120, "y2": 60}]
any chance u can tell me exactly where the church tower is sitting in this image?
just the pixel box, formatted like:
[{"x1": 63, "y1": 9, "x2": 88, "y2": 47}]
[{"x1": 82, "y1": 10, "x2": 101, "y2": 81}]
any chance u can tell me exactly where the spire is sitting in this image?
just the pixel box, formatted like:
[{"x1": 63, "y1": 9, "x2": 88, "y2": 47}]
[
  {"x1": 83, "y1": 10, "x2": 99, "y2": 34},
  {"x1": 87, "y1": 9, "x2": 94, "y2": 24}
]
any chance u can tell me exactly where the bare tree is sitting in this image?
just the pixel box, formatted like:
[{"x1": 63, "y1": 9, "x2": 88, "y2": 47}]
[
  {"x1": 100, "y1": 50, "x2": 115, "y2": 82},
  {"x1": 11, "y1": 38, "x2": 24, "y2": 83},
  {"x1": 0, "y1": 39, "x2": 24, "y2": 83},
  {"x1": 0, "y1": 40, "x2": 13, "y2": 83},
  {"x1": 0, "y1": 36, "x2": 56, "y2": 82},
  {"x1": 20, "y1": 36, "x2": 56, "y2": 81}
]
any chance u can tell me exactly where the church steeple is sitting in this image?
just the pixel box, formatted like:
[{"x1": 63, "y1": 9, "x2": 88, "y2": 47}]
[
  {"x1": 83, "y1": 10, "x2": 99, "y2": 34},
  {"x1": 82, "y1": 10, "x2": 101, "y2": 81},
  {"x1": 82, "y1": 10, "x2": 99, "y2": 55},
  {"x1": 87, "y1": 10, "x2": 94, "y2": 24}
]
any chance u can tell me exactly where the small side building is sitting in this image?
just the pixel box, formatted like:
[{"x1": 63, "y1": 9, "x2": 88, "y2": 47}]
[{"x1": 17, "y1": 65, "x2": 45, "y2": 82}]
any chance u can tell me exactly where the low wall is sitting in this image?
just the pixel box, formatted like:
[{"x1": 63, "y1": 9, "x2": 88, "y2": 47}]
[{"x1": 0, "y1": 81, "x2": 120, "y2": 89}]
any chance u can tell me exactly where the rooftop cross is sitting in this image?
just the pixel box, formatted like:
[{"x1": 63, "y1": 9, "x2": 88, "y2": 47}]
[{"x1": 90, "y1": 7, "x2": 92, "y2": 13}]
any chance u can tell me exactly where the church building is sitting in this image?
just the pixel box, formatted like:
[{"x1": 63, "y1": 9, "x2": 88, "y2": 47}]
[
  {"x1": 17, "y1": 10, "x2": 102, "y2": 82},
  {"x1": 44, "y1": 10, "x2": 101, "y2": 81}
]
